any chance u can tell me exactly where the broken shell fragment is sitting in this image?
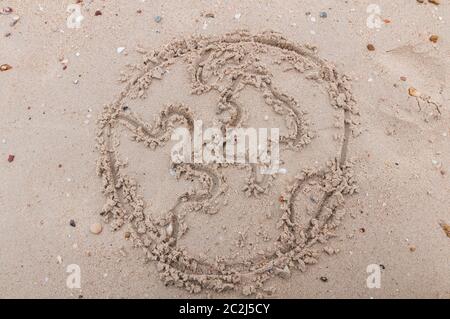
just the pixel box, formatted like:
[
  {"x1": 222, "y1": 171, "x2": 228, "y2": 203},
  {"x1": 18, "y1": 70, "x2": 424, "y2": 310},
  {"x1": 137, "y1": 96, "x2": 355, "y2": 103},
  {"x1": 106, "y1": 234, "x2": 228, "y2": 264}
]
[
  {"x1": 0, "y1": 64, "x2": 12, "y2": 71},
  {"x1": 408, "y1": 87, "x2": 421, "y2": 97},
  {"x1": 429, "y1": 35, "x2": 439, "y2": 43}
]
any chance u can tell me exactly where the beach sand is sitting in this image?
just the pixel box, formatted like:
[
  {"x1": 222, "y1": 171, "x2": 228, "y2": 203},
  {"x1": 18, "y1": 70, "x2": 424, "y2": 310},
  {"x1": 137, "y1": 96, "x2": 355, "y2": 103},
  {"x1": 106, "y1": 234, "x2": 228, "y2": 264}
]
[{"x1": 1, "y1": 0, "x2": 449, "y2": 298}]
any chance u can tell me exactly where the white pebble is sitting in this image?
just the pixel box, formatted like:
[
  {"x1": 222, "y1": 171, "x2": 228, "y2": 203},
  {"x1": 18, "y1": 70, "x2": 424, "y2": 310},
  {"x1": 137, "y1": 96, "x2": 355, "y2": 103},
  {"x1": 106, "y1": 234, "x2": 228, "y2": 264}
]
[
  {"x1": 117, "y1": 47, "x2": 125, "y2": 54},
  {"x1": 90, "y1": 223, "x2": 103, "y2": 234},
  {"x1": 234, "y1": 13, "x2": 241, "y2": 19}
]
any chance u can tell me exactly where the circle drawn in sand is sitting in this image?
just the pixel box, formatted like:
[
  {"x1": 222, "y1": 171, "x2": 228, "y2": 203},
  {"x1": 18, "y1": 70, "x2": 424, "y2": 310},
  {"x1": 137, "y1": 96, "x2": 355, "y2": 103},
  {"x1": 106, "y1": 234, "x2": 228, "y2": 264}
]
[{"x1": 96, "y1": 31, "x2": 359, "y2": 296}]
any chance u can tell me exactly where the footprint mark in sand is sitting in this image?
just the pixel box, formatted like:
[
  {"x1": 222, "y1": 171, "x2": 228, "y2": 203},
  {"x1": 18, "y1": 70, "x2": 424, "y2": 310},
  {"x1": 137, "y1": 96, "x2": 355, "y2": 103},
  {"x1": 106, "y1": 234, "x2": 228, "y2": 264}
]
[{"x1": 96, "y1": 31, "x2": 359, "y2": 296}]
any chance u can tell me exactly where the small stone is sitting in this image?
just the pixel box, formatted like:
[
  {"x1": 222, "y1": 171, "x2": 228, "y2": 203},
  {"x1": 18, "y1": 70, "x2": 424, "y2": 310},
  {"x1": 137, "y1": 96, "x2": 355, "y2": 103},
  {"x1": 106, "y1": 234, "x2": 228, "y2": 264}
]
[
  {"x1": 56, "y1": 255, "x2": 63, "y2": 264},
  {"x1": 90, "y1": 223, "x2": 103, "y2": 234},
  {"x1": 234, "y1": 13, "x2": 241, "y2": 20},
  {"x1": 320, "y1": 276, "x2": 328, "y2": 282},
  {"x1": 0, "y1": 64, "x2": 12, "y2": 71},
  {"x1": 367, "y1": 44, "x2": 375, "y2": 51},
  {"x1": 117, "y1": 47, "x2": 125, "y2": 54},
  {"x1": 429, "y1": 35, "x2": 439, "y2": 43},
  {"x1": 205, "y1": 12, "x2": 215, "y2": 18},
  {"x1": 416, "y1": 0, "x2": 425, "y2": 3},
  {"x1": 69, "y1": 220, "x2": 76, "y2": 227},
  {"x1": 408, "y1": 245, "x2": 416, "y2": 252},
  {"x1": 319, "y1": 12, "x2": 327, "y2": 18},
  {"x1": 154, "y1": 15, "x2": 162, "y2": 23},
  {"x1": 400, "y1": 76, "x2": 407, "y2": 81},
  {"x1": 94, "y1": 10, "x2": 102, "y2": 16},
  {"x1": 7, "y1": 154, "x2": 15, "y2": 162},
  {"x1": 428, "y1": 0, "x2": 440, "y2": 5}
]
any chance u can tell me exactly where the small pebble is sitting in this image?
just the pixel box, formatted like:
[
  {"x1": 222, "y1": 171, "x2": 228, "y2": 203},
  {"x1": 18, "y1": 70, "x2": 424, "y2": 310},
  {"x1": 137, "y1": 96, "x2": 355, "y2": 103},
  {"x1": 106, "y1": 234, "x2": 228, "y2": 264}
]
[
  {"x1": 428, "y1": 0, "x2": 440, "y2": 5},
  {"x1": 69, "y1": 220, "x2": 76, "y2": 227},
  {"x1": 7, "y1": 154, "x2": 15, "y2": 162},
  {"x1": 234, "y1": 13, "x2": 241, "y2": 20},
  {"x1": 409, "y1": 245, "x2": 416, "y2": 252},
  {"x1": 90, "y1": 223, "x2": 103, "y2": 235},
  {"x1": 367, "y1": 44, "x2": 375, "y2": 51},
  {"x1": 154, "y1": 15, "x2": 162, "y2": 23},
  {"x1": 320, "y1": 276, "x2": 328, "y2": 282},
  {"x1": 117, "y1": 47, "x2": 125, "y2": 54},
  {"x1": 319, "y1": 12, "x2": 327, "y2": 18},
  {"x1": 94, "y1": 10, "x2": 102, "y2": 16},
  {"x1": 56, "y1": 255, "x2": 63, "y2": 264}
]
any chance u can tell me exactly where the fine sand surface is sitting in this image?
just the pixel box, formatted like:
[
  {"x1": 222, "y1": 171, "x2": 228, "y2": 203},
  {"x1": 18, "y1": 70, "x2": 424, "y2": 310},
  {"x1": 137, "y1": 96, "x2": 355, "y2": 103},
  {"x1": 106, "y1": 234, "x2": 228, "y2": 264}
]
[{"x1": 1, "y1": 0, "x2": 449, "y2": 298}]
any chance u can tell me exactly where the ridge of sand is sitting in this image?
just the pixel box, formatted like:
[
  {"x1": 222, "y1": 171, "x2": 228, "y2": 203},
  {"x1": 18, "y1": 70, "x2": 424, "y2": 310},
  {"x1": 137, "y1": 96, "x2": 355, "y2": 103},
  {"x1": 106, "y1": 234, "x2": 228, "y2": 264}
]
[{"x1": 95, "y1": 30, "x2": 359, "y2": 296}]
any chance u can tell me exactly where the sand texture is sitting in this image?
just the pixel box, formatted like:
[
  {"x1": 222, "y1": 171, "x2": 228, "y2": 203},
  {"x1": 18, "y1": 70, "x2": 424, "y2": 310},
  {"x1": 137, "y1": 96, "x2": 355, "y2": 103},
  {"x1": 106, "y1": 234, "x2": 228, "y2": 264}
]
[{"x1": 1, "y1": 0, "x2": 450, "y2": 298}]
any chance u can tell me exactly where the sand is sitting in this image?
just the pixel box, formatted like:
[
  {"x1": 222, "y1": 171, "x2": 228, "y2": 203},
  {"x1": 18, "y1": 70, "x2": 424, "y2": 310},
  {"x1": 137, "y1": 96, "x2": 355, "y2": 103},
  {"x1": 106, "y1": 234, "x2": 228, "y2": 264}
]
[{"x1": 1, "y1": 0, "x2": 449, "y2": 298}]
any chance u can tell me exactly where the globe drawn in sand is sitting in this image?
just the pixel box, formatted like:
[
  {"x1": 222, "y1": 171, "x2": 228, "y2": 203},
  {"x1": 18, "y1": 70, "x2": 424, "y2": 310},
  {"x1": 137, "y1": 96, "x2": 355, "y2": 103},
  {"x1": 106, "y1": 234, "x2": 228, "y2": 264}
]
[{"x1": 96, "y1": 31, "x2": 359, "y2": 296}]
